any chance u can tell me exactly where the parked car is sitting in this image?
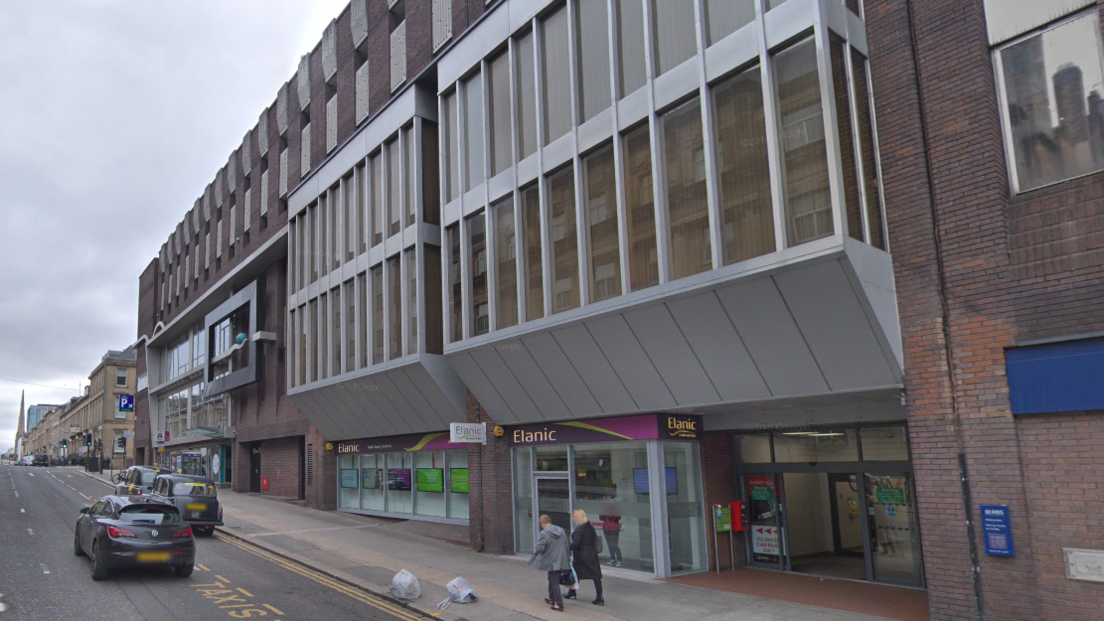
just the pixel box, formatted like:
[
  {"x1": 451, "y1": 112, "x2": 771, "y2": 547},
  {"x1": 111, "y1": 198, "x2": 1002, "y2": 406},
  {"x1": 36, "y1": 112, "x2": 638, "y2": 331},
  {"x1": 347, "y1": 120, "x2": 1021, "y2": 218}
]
[
  {"x1": 21, "y1": 456, "x2": 33, "y2": 466},
  {"x1": 31, "y1": 454, "x2": 48, "y2": 467},
  {"x1": 113, "y1": 465, "x2": 171, "y2": 497},
  {"x1": 74, "y1": 495, "x2": 195, "y2": 580},
  {"x1": 149, "y1": 474, "x2": 223, "y2": 536}
]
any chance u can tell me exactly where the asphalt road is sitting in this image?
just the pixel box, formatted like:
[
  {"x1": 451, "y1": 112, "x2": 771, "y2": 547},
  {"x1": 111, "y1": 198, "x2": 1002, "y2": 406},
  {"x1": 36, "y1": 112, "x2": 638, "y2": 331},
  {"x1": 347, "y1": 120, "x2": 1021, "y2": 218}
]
[{"x1": 0, "y1": 464, "x2": 417, "y2": 621}]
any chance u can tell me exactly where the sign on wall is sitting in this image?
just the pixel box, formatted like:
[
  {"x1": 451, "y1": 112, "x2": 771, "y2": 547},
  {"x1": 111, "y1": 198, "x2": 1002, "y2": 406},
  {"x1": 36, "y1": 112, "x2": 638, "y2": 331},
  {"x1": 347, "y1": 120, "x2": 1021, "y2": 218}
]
[
  {"x1": 981, "y1": 504, "x2": 1015, "y2": 557},
  {"x1": 505, "y1": 414, "x2": 701, "y2": 446},
  {"x1": 118, "y1": 394, "x2": 134, "y2": 412},
  {"x1": 449, "y1": 422, "x2": 486, "y2": 444},
  {"x1": 752, "y1": 526, "x2": 781, "y2": 563}
]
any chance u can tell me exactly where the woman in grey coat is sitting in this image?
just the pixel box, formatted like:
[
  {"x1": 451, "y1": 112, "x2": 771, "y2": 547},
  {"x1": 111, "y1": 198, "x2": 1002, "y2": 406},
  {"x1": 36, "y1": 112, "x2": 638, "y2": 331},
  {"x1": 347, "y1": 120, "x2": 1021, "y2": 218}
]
[{"x1": 528, "y1": 514, "x2": 571, "y2": 612}]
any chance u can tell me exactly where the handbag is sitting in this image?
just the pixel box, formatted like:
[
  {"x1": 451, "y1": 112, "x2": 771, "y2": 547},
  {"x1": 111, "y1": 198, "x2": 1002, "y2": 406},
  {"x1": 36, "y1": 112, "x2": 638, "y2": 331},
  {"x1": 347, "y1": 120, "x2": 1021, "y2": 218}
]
[{"x1": 558, "y1": 568, "x2": 577, "y2": 586}]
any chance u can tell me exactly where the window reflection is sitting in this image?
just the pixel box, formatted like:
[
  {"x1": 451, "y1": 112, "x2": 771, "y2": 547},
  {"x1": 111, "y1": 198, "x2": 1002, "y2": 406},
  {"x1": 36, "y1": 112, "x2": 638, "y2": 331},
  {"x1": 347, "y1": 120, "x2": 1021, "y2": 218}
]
[
  {"x1": 494, "y1": 197, "x2": 519, "y2": 328},
  {"x1": 662, "y1": 98, "x2": 711, "y2": 280},
  {"x1": 548, "y1": 168, "x2": 580, "y2": 313},
  {"x1": 584, "y1": 146, "x2": 621, "y2": 302},
  {"x1": 522, "y1": 186, "x2": 545, "y2": 321}
]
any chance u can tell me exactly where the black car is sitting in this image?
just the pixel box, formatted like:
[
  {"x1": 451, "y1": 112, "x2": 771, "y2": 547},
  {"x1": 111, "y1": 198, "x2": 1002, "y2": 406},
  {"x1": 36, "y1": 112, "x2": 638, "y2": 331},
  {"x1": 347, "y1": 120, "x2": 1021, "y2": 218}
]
[
  {"x1": 149, "y1": 474, "x2": 223, "y2": 536},
  {"x1": 31, "y1": 454, "x2": 48, "y2": 467},
  {"x1": 113, "y1": 465, "x2": 171, "y2": 497},
  {"x1": 74, "y1": 495, "x2": 195, "y2": 580}
]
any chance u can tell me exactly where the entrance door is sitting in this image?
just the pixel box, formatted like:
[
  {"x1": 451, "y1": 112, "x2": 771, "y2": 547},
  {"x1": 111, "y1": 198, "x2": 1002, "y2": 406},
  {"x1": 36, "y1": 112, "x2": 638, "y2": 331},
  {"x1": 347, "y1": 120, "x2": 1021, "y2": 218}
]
[
  {"x1": 745, "y1": 474, "x2": 783, "y2": 569},
  {"x1": 249, "y1": 444, "x2": 261, "y2": 493},
  {"x1": 533, "y1": 476, "x2": 572, "y2": 539},
  {"x1": 828, "y1": 474, "x2": 864, "y2": 557},
  {"x1": 865, "y1": 473, "x2": 923, "y2": 586}
]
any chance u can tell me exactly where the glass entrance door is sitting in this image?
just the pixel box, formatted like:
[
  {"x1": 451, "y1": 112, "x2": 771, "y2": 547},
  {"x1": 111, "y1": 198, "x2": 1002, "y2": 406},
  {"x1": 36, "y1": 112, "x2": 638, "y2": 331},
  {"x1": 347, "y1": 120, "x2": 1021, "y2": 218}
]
[
  {"x1": 744, "y1": 474, "x2": 783, "y2": 569},
  {"x1": 535, "y1": 477, "x2": 572, "y2": 536},
  {"x1": 864, "y1": 473, "x2": 923, "y2": 586}
]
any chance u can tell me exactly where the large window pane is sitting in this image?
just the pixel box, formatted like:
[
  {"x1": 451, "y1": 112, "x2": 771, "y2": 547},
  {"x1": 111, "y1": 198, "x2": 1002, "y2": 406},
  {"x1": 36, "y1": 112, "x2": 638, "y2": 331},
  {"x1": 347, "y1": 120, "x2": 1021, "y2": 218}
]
[
  {"x1": 571, "y1": 442, "x2": 654, "y2": 572},
  {"x1": 299, "y1": 304, "x2": 307, "y2": 385},
  {"x1": 422, "y1": 122, "x2": 441, "y2": 225},
  {"x1": 358, "y1": 273, "x2": 368, "y2": 368},
  {"x1": 309, "y1": 299, "x2": 318, "y2": 382},
  {"x1": 662, "y1": 98, "x2": 711, "y2": 279},
  {"x1": 345, "y1": 174, "x2": 356, "y2": 262},
  {"x1": 494, "y1": 196, "x2": 519, "y2": 328},
  {"x1": 288, "y1": 308, "x2": 297, "y2": 387},
  {"x1": 339, "y1": 455, "x2": 358, "y2": 509},
  {"x1": 577, "y1": 0, "x2": 611, "y2": 122},
  {"x1": 999, "y1": 12, "x2": 1104, "y2": 192},
  {"x1": 617, "y1": 0, "x2": 647, "y2": 96},
  {"x1": 386, "y1": 452, "x2": 413, "y2": 514},
  {"x1": 320, "y1": 293, "x2": 329, "y2": 379},
  {"x1": 405, "y1": 127, "x2": 417, "y2": 227},
  {"x1": 584, "y1": 146, "x2": 621, "y2": 302},
  {"x1": 360, "y1": 454, "x2": 385, "y2": 511},
  {"x1": 469, "y1": 212, "x2": 489, "y2": 336},
  {"x1": 424, "y1": 245, "x2": 443, "y2": 354},
  {"x1": 309, "y1": 203, "x2": 318, "y2": 283},
  {"x1": 542, "y1": 5, "x2": 572, "y2": 144},
  {"x1": 447, "y1": 225, "x2": 463, "y2": 342},
  {"x1": 372, "y1": 266, "x2": 384, "y2": 363},
  {"x1": 513, "y1": 448, "x2": 534, "y2": 553},
  {"x1": 517, "y1": 31, "x2": 538, "y2": 159},
  {"x1": 370, "y1": 152, "x2": 384, "y2": 246},
  {"x1": 624, "y1": 126, "x2": 659, "y2": 290},
  {"x1": 414, "y1": 452, "x2": 446, "y2": 518},
  {"x1": 345, "y1": 279, "x2": 356, "y2": 372},
  {"x1": 387, "y1": 139, "x2": 402, "y2": 237},
  {"x1": 652, "y1": 0, "x2": 697, "y2": 75},
  {"x1": 861, "y1": 425, "x2": 910, "y2": 461},
  {"x1": 319, "y1": 195, "x2": 328, "y2": 276},
  {"x1": 463, "y1": 72, "x2": 485, "y2": 191},
  {"x1": 852, "y1": 49, "x2": 885, "y2": 250},
  {"x1": 706, "y1": 0, "x2": 755, "y2": 45},
  {"x1": 388, "y1": 256, "x2": 402, "y2": 359},
  {"x1": 489, "y1": 51, "x2": 512, "y2": 176},
  {"x1": 665, "y1": 442, "x2": 708, "y2": 573},
  {"x1": 331, "y1": 287, "x2": 341, "y2": 375},
  {"x1": 831, "y1": 35, "x2": 863, "y2": 242},
  {"x1": 775, "y1": 40, "x2": 833, "y2": 246},
  {"x1": 774, "y1": 429, "x2": 858, "y2": 462},
  {"x1": 447, "y1": 450, "x2": 470, "y2": 520},
  {"x1": 548, "y1": 168, "x2": 579, "y2": 313},
  {"x1": 357, "y1": 163, "x2": 367, "y2": 253},
  {"x1": 444, "y1": 91, "x2": 460, "y2": 202},
  {"x1": 406, "y1": 248, "x2": 418, "y2": 354},
  {"x1": 714, "y1": 66, "x2": 775, "y2": 264},
  {"x1": 522, "y1": 185, "x2": 545, "y2": 321}
]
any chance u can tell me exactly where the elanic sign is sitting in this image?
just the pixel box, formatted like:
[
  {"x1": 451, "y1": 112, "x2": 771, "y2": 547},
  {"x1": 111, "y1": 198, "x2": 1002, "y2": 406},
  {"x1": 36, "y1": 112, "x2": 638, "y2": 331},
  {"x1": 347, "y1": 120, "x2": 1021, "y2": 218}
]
[{"x1": 449, "y1": 422, "x2": 487, "y2": 444}]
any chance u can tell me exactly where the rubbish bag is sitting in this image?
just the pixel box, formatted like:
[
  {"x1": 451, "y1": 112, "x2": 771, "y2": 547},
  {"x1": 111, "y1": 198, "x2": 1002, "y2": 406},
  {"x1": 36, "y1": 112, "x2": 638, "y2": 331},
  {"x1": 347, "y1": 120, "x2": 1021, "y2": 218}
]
[
  {"x1": 392, "y1": 569, "x2": 421, "y2": 600},
  {"x1": 446, "y1": 577, "x2": 478, "y2": 604}
]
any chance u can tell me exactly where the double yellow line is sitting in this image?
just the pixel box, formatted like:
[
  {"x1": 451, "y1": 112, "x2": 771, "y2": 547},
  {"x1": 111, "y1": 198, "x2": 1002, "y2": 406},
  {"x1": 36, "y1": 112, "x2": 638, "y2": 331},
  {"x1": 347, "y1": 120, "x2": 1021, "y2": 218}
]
[{"x1": 214, "y1": 533, "x2": 429, "y2": 621}]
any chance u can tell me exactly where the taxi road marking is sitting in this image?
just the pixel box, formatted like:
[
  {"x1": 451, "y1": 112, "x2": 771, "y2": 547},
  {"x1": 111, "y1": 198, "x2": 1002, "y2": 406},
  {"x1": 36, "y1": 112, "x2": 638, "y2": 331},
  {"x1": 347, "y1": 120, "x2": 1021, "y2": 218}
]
[
  {"x1": 215, "y1": 534, "x2": 424, "y2": 621},
  {"x1": 236, "y1": 588, "x2": 254, "y2": 598},
  {"x1": 261, "y1": 604, "x2": 284, "y2": 616},
  {"x1": 196, "y1": 563, "x2": 210, "y2": 571},
  {"x1": 216, "y1": 575, "x2": 231, "y2": 583},
  {"x1": 40, "y1": 564, "x2": 50, "y2": 575}
]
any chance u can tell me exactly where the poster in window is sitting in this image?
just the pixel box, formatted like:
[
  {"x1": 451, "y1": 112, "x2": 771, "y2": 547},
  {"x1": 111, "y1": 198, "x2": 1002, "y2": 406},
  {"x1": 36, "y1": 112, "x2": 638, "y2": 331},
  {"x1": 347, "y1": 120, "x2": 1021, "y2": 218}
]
[
  {"x1": 362, "y1": 468, "x2": 383, "y2": 490},
  {"x1": 417, "y1": 468, "x2": 444, "y2": 493},
  {"x1": 632, "y1": 467, "x2": 678, "y2": 495},
  {"x1": 450, "y1": 468, "x2": 470, "y2": 494},
  {"x1": 340, "y1": 469, "x2": 358, "y2": 489},
  {"x1": 387, "y1": 468, "x2": 412, "y2": 491}
]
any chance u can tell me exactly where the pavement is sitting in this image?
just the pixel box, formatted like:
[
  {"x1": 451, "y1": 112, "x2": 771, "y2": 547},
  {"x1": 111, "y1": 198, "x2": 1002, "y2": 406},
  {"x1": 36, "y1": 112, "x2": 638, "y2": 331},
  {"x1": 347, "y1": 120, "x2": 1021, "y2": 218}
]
[
  {"x1": 0, "y1": 464, "x2": 415, "y2": 621},
  {"x1": 67, "y1": 466, "x2": 904, "y2": 621}
]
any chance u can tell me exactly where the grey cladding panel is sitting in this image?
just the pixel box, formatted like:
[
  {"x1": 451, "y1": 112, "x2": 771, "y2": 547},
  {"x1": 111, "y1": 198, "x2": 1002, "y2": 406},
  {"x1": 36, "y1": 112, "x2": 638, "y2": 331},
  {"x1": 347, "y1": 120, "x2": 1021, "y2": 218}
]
[
  {"x1": 333, "y1": 380, "x2": 397, "y2": 437},
  {"x1": 406, "y1": 362, "x2": 466, "y2": 420},
  {"x1": 293, "y1": 391, "x2": 345, "y2": 440},
  {"x1": 496, "y1": 343, "x2": 571, "y2": 421},
  {"x1": 449, "y1": 352, "x2": 516, "y2": 422},
  {"x1": 470, "y1": 347, "x2": 542, "y2": 422},
  {"x1": 351, "y1": 0, "x2": 368, "y2": 47},
  {"x1": 387, "y1": 368, "x2": 446, "y2": 430},
  {"x1": 774, "y1": 261, "x2": 898, "y2": 390},
  {"x1": 623, "y1": 304, "x2": 720, "y2": 406},
  {"x1": 551, "y1": 324, "x2": 635, "y2": 414},
  {"x1": 667, "y1": 292, "x2": 771, "y2": 402},
  {"x1": 277, "y1": 84, "x2": 289, "y2": 135},
  {"x1": 298, "y1": 55, "x2": 311, "y2": 110},
  {"x1": 520, "y1": 333, "x2": 600, "y2": 416},
  {"x1": 585, "y1": 315, "x2": 675, "y2": 410},
  {"x1": 373, "y1": 374, "x2": 425, "y2": 431},
  {"x1": 320, "y1": 386, "x2": 367, "y2": 440},
  {"x1": 716, "y1": 277, "x2": 829, "y2": 398}
]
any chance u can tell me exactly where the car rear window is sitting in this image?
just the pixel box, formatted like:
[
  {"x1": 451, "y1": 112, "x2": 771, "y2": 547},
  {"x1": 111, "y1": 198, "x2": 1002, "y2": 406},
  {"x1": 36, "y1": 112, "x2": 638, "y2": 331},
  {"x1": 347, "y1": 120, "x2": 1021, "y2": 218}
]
[
  {"x1": 174, "y1": 482, "x2": 217, "y2": 497},
  {"x1": 118, "y1": 505, "x2": 181, "y2": 525},
  {"x1": 140, "y1": 471, "x2": 157, "y2": 485}
]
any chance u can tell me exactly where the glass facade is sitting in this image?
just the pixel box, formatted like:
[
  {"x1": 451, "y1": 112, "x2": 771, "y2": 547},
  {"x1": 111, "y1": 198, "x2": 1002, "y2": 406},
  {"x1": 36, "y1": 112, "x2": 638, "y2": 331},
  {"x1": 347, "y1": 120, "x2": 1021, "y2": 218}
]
[{"x1": 338, "y1": 448, "x2": 470, "y2": 522}]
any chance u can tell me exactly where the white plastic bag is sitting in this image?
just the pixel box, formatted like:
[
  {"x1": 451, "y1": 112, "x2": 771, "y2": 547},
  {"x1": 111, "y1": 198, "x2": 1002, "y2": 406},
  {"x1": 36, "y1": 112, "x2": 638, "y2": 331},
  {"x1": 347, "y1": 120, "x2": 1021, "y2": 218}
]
[
  {"x1": 446, "y1": 577, "x2": 478, "y2": 604},
  {"x1": 392, "y1": 569, "x2": 421, "y2": 600}
]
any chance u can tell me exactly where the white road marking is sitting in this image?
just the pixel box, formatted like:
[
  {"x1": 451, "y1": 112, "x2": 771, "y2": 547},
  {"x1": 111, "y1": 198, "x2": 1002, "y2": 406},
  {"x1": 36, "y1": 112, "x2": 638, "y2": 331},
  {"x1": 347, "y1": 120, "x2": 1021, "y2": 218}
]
[
  {"x1": 40, "y1": 564, "x2": 50, "y2": 575},
  {"x1": 20, "y1": 508, "x2": 24, "y2": 513},
  {"x1": 50, "y1": 474, "x2": 57, "y2": 479},
  {"x1": 27, "y1": 528, "x2": 33, "y2": 536},
  {"x1": 27, "y1": 473, "x2": 34, "y2": 477},
  {"x1": 66, "y1": 475, "x2": 72, "y2": 478},
  {"x1": 79, "y1": 493, "x2": 90, "y2": 500},
  {"x1": 13, "y1": 491, "x2": 18, "y2": 498},
  {"x1": 67, "y1": 485, "x2": 76, "y2": 491}
]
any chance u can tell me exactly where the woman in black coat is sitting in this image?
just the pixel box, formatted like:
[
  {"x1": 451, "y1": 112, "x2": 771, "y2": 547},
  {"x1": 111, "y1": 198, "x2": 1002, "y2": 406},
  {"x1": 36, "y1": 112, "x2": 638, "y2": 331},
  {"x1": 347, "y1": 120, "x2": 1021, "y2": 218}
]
[{"x1": 564, "y1": 509, "x2": 604, "y2": 605}]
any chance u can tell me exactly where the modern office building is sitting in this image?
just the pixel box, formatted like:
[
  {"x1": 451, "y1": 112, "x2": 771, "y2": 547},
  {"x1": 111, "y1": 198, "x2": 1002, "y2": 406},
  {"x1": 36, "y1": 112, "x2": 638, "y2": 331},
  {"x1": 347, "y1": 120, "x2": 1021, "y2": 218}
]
[
  {"x1": 26, "y1": 403, "x2": 62, "y2": 431},
  {"x1": 134, "y1": 0, "x2": 1104, "y2": 619}
]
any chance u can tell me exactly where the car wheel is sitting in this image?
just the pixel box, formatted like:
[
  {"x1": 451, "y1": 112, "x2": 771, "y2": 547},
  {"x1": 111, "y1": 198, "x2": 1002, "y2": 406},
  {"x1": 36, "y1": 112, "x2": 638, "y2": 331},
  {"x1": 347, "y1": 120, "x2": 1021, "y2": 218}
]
[
  {"x1": 73, "y1": 530, "x2": 84, "y2": 557},
  {"x1": 90, "y1": 541, "x2": 109, "y2": 581},
  {"x1": 175, "y1": 563, "x2": 194, "y2": 577}
]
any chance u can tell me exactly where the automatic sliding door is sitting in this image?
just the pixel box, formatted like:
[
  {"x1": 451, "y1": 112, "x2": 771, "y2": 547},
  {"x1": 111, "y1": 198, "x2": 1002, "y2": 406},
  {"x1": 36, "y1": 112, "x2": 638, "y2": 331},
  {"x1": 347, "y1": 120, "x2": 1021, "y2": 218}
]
[
  {"x1": 865, "y1": 473, "x2": 923, "y2": 586},
  {"x1": 745, "y1": 474, "x2": 783, "y2": 569}
]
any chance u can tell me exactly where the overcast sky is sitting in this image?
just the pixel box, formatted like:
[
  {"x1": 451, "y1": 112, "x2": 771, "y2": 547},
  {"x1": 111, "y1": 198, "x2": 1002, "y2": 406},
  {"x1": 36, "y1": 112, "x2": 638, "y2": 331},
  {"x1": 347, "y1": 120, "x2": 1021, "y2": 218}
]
[{"x1": 0, "y1": 1, "x2": 349, "y2": 452}]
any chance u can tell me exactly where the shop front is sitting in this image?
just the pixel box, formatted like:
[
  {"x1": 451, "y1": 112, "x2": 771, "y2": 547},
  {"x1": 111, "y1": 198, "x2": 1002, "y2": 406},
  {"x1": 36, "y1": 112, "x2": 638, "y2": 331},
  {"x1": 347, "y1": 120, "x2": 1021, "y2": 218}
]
[
  {"x1": 335, "y1": 432, "x2": 471, "y2": 524},
  {"x1": 510, "y1": 414, "x2": 708, "y2": 578},
  {"x1": 163, "y1": 442, "x2": 233, "y2": 484},
  {"x1": 734, "y1": 424, "x2": 923, "y2": 587}
]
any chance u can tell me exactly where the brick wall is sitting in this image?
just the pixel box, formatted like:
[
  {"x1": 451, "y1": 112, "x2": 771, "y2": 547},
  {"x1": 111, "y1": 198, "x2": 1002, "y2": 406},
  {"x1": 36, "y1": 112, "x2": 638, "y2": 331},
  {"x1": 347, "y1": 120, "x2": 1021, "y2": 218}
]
[
  {"x1": 257, "y1": 436, "x2": 304, "y2": 499},
  {"x1": 701, "y1": 432, "x2": 738, "y2": 571},
  {"x1": 869, "y1": 1, "x2": 1104, "y2": 619},
  {"x1": 467, "y1": 390, "x2": 514, "y2": 553}
]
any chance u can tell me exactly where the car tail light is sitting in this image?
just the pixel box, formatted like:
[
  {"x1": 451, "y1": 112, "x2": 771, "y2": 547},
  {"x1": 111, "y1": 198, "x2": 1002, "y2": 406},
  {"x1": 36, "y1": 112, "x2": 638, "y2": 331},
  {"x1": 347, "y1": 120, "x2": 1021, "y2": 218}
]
[
  {"x1": 133, "y1": 488, "x2": 141, "y2": 495},
  {"x1": 107, "y1": 526, "x2": 136, "y2": 538},
  {"x1": 173, "y1": 528, "x2": 193, "y2": 538}
]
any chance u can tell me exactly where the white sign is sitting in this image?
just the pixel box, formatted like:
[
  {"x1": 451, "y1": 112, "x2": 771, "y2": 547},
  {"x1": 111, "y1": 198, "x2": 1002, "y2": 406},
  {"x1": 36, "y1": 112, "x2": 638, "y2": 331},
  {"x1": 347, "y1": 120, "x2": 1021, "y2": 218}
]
[
  {"x1": 752, "y1": 526, "x2": 780, "y2": 557},
  {"x1": 156, "y1": 432, "x2": 165, "y2": 445},
  {"x1": 212, "y1": 454, "x2": 221, "y2": 476},
  {"x1": 449, "y1": 422, "x2": 487, "y2": 445},
  {"x1": 122, "y1": 430, "x2": 134, "y2": 438}
]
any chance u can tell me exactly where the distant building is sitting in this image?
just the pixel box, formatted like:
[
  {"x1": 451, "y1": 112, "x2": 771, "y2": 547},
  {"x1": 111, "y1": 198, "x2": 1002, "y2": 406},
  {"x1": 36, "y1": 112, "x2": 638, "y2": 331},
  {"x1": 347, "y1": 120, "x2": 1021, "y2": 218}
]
[{"x1": 26, "y1": 403, "x2": 62, "y2": 431}]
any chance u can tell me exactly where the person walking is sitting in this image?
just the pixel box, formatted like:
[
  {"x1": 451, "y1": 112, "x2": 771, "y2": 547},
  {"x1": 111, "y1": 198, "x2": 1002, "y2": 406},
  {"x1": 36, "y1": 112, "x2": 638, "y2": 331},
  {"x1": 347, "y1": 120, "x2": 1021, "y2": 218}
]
[
  {"x1": 528, "y1": 514, "x2": 571, "y2": 612},
  {"x1": 564, "y1": 509, "x2": 604, "y2": 606},
  {"x1": 599, "y1": 512, "x2": 623, "y2": 567}
]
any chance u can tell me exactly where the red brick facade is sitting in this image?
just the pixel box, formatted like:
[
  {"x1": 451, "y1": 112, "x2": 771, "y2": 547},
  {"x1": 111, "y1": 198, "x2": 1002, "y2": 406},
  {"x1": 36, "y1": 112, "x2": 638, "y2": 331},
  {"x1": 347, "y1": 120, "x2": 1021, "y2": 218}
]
[
  {"x1": 868, "y1": 1, "x2": 1104, "y2": 619},
  {"x1": 466, "y1": 390, "x2": 514, "y2": 554}
]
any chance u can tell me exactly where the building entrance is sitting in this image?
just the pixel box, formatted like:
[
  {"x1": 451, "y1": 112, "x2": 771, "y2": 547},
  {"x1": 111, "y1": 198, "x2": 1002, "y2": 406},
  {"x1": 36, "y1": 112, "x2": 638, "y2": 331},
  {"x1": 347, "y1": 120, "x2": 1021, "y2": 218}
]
[{"x1": 736, "y1": 425, "x2": 924, "y2": 587}]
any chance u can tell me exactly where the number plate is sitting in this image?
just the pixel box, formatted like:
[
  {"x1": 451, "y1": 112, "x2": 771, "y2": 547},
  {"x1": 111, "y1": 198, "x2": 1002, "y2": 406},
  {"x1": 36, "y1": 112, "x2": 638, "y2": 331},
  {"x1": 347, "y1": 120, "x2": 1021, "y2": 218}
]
[
  {"x1": 137, "y1": 551, "x2": 171, "y2": 563},
  {"x1": 191, "y1": 511, "x2": 202, "y2": 519},
  {"x1": 185, "y1": 503, "x2": 207, "y2": 511}
]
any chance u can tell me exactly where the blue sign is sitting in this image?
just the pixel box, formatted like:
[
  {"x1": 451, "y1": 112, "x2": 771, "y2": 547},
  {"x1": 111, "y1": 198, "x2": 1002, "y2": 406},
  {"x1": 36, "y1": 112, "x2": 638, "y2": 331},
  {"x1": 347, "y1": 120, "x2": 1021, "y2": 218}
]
[
  {"x1": 980, "y1": 504, "x2": 1014, "y2": 557},
  {"x1": 118, "y1": 394, "x2": 135, "y2": 412}
]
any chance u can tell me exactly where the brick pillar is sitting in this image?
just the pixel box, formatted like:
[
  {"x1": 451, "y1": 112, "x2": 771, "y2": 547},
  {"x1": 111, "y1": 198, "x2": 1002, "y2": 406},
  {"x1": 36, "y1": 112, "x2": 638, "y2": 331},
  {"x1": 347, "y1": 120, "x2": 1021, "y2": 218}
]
[
  {"x1": 467, "y1": 390, "x2": 514, "y2": 554},
  {"x1": 701, "y1": 432, "x2": 738, "y2": 571}
]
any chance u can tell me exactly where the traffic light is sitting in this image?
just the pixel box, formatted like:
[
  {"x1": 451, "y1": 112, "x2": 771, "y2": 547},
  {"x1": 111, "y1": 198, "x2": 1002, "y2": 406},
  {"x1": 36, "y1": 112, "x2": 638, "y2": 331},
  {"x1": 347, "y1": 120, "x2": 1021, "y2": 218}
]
[
  {"x1": 60, "y1": 439, "x2": 67, "y2": 448},
  {"x1": 117, "y1": 437, "x2": 126, "y2": 450},
  {"x1": 95, "y1": 438, "x2": 102, "y2": 452},
  {"x1": 84, "y1": 433, "x2": 92, "y2": 447}
]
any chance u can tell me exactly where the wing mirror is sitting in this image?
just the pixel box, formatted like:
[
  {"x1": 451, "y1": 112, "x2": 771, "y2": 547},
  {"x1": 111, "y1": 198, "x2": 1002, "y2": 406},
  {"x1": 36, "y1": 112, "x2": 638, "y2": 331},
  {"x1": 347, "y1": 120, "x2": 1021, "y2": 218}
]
[{"x1": 79, "y1": 507, "x2": 90, "y2": 514}]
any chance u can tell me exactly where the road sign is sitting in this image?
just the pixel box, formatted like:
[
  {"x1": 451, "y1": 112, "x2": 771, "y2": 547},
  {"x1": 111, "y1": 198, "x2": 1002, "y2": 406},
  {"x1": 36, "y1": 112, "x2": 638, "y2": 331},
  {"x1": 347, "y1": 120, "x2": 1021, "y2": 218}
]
[
  {"x1": 156, "y1": 432, "x2": 165, "y2": 445},
  {"x1": 118, "y1": 394, "x2": 134, "y2": 412},
  {"x1": 981, "y1": 504, "x2": 1014, "y2": 557}
]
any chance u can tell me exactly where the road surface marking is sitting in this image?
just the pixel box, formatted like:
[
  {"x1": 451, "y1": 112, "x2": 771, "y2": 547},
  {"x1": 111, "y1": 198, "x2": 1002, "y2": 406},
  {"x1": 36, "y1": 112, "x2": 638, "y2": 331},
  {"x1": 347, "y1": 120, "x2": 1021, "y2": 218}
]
[
  {"x1": 13, "y1": 491, "x2": 18, "y2": 498},
  {"x1": 262, "y1": 604, "x2": 285, "y2": 615},
  {"x1": 40, "y1": 564, "x2": 50, "y2": 575},
  {"x1": 66, "y1": 475, "x2": 72, "y2": 478},
  {"x1": 27, "y1": 473, "x2": 33, "y2": 477},
  {"x1": 215, "y1": 534, "x2": 422, "y2": 621},
  {"x1": 79, "y1": 493, "x2": 90, "y2": 500},
  {"x1": 196, "y1": 563, "x2": 210, "y2": 571},
  {"x1": 50, "y1": 474, "x2": 56, "y2": 479},
  {"x1": 67, "y1": 485, "x2": 75, "y2": 491},
  {"x1": 20, "y1": 508, "x2": 24, "y2": 513},
  {"x1": 215, "y1": 574, "x2": 231, "y2": 584},
  {"x1": 27, "y1": 528, "x2": 33, "y2": 536},
  {"x1": 252, "y1": 524, "x2": 374, "y2": 537},
  {"x1": 236, "y1": 588, "x2": 253, "y2": 597}
]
